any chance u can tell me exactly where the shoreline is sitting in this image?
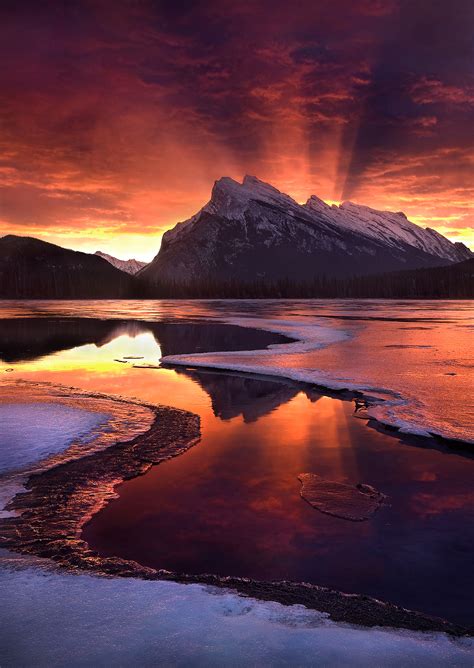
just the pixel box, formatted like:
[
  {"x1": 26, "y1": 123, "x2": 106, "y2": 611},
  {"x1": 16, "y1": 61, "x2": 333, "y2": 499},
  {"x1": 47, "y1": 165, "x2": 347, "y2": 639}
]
[{"x1": 0, "y1": 381, "x2": 469, "y2": 638}]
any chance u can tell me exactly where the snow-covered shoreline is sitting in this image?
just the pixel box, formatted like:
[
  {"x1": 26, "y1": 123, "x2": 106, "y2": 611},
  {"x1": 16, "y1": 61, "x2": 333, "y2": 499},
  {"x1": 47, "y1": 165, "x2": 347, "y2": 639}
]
[{"x1": 1, "y1": 552, "x2": 472, "y2": 667}]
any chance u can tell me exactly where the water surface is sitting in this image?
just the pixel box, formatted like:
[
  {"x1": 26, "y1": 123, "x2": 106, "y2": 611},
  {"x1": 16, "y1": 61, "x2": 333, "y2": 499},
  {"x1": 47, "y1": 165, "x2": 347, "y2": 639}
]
[{"x1": 2, "y1": 299, "x2": 472, "y2": 441}]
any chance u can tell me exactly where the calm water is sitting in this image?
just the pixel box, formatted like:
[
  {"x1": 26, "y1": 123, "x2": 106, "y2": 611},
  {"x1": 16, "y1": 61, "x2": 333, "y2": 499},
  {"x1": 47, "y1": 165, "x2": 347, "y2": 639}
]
[{"x1": 0, "y1": 300, "x2": 473, "y2": 626}]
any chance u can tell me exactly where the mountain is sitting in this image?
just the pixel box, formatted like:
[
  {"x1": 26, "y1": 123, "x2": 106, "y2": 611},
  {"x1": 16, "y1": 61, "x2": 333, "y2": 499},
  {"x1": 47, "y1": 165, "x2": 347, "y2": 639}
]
[
  {"x1": 0, "y1": 235, "x2": 134, "y2": 298},
  {"x1": 95, "y1": 251, "x2": 147, "y2": 275},
  {"x1": 304, "y1": 196, "x2": 472, "y2": 264},
  {"x1": 140, "y1": 175, "x2": 472, "y2": 287}
]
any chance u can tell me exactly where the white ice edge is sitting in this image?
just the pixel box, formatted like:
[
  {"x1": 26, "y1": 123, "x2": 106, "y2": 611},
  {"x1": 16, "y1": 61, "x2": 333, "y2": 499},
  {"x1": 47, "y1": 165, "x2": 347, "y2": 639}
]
[{"x1": 161, "y1": 315, "x2": 471, "y2": 444}]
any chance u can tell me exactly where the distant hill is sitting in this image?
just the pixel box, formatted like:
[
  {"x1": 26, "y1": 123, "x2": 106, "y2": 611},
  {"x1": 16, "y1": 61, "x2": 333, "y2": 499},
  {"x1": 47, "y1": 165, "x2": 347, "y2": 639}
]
[
  {"x1": 95, "y1": 251, "x2": 147, "y2": 275},
  {"x1": 0, "y1": 235, "x2": 134, "y2": 298},
  {"x1": 140, "y1": 175, "x2": 472, "y2": 288}
]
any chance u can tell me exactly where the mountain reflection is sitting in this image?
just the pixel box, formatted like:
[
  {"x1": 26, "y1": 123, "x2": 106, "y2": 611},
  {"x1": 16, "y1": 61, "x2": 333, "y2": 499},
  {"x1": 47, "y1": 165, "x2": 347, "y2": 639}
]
[
  {"x1": 0, "y1": 317, "x2": 302, "y2": 422},
  {"x1": 178, "y1": 368, "x2": 312, "y2": 422},
  {"x1": 0, "y1": 317, "x2": 287, "y2": 364}
]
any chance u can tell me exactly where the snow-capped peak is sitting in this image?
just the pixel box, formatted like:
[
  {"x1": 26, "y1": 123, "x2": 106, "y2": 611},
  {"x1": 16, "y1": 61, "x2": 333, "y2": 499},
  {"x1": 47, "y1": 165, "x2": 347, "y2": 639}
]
[
  {"x1": 164, "y1": 176, "x2": 302, "y2": 245},
  {"x1": 301, "y1": 198, "x2": 471, "y2": 263},
  {"x1": 163, "y1": 175, "x2": 472, "y2": 264},
  {"x1": 305, "y1": 194, "x2": 332, "y2": 212},
  {"x1": 242, "y1": 174, "x2": 293, "y2": 202},
  {"x1": 208, "y1": 175, "x2": 299, "y2": 214},
  {"x1": 95, "y1": 251, "x2": 147, "y2": 275}
]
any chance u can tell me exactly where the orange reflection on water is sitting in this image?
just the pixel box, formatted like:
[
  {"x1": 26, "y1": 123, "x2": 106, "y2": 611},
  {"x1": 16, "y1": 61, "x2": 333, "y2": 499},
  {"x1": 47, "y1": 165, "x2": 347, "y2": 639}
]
[{"x1": 6, "y1": 331, "x2": 212, "y2": 418}]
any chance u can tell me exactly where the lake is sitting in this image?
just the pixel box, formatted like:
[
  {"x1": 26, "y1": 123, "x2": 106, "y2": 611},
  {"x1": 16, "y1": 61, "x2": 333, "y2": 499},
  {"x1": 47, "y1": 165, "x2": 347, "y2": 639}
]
[{"x1": 0, "y1": 300, "x2": 473, "y2": 626}]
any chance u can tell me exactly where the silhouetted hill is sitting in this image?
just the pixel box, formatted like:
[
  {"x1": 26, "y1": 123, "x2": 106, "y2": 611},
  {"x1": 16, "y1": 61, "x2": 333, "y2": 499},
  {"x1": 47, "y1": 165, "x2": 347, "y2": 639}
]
[{"x1": 0, "y1": 235, "x2": 134, "y2": 298}]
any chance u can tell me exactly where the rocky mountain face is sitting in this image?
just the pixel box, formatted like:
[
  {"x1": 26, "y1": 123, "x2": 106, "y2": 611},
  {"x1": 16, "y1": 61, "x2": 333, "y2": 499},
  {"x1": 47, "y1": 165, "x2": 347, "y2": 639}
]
[
  {"x1": 95, "y1": 251, "x2": 147, "y2": 275},
  {"x1": 140, "y1": 176, "x2": 472, "y2": 285},
  {"x1": 0, "y1": 235, "x2": 134, "y2": 298}
]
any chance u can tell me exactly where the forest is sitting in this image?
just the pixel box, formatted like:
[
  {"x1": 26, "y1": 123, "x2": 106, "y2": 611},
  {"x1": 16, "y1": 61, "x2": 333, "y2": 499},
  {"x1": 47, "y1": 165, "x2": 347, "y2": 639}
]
[{"x1": 137, "y1": 259, "x2": 474, "y2": 300}]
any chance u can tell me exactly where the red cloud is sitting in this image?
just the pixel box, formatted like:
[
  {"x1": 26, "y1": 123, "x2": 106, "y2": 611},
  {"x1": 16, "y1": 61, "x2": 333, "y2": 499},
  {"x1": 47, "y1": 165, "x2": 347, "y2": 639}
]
[{"x1": 410, "y1": 77, "x2": 474, "y2": 106}]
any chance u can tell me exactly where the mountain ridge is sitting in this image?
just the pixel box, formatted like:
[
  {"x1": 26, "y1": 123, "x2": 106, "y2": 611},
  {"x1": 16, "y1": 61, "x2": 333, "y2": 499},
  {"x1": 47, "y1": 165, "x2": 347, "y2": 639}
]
[
  {"x1": 95, "y1": 251, "x2": 147, "y2": 275},
  {"x1": 140, "y1": 175, "x2": 471, "y2": 286},
  {"x1": 1, "y1": 233, "x2": 471, "y2": 299}
]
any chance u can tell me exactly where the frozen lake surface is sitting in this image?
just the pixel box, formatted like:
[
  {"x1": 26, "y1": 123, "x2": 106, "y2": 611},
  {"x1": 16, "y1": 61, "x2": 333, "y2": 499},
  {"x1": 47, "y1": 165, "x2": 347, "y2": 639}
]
[{"x1": 2, "y1": 299, "x2": 472, "y2": 443}]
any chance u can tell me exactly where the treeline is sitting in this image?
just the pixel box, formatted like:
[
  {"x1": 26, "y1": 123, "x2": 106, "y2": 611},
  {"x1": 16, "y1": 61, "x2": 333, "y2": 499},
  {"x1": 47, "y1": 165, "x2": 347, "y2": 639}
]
[{"x1": 136, "y1": 259, "x2": 474, "y2": 299}]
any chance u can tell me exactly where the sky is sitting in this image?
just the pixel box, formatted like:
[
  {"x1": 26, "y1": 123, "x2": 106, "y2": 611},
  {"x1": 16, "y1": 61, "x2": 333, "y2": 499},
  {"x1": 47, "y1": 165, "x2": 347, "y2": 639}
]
[{"x1": 0, "y1": 0, "x2": 473, "y2": 261}]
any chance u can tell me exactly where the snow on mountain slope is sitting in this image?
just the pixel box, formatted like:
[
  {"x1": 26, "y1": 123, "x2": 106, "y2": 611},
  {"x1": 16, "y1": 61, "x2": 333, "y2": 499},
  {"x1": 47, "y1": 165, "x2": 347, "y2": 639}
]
[
  {"x1": 168, "y1": 175, "x2": 471, "y2": 264},
  {"x1": 141, "y1": 176, "x2": 472, "y2": 285},
  {"x1": 304, "y1": 198, "x2": 471, "y2": 263},
  {"x1": 95, "y1": 251, "x2": 147, "y2": 275},
  {"x1": 164, "y1": 175, "x2": 305, "y2": 245}
]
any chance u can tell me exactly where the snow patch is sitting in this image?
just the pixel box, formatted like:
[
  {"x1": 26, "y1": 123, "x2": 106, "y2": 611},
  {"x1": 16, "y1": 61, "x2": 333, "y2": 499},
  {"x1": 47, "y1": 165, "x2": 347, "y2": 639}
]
[
  {"x1": 0, "y1": 403, "x2": 109, "y2": 475},
  {"x1": 95, "y1": 251, "x2": 147, "y2": 275},
  {"x1": 0, "y1": 558, "x2": 472, "y2": 666}
]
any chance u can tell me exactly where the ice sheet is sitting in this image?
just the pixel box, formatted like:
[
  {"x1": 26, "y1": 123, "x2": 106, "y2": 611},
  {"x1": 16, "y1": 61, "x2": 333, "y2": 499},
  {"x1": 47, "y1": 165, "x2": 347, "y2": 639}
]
[
  {"x1": 0, "y1": 402, "x2": 109, "y2": 475},
  {"x1": 0, "y1": 555, "x2": 472, "y2": 667}
]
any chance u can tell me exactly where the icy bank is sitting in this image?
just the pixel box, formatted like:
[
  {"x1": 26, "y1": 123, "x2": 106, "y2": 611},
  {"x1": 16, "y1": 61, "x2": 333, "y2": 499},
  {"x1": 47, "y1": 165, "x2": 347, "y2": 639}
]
[
  {"x1": 0, "y1": 381, "x2": 156, "y2": 517},
  {"x1": 0, "y1": 555, "x2": 472, "y2": 667}
]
